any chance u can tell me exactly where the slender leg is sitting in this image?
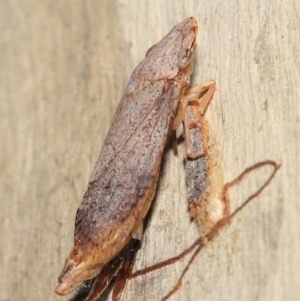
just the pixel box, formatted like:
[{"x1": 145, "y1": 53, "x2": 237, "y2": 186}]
[
  {"x1": 112, "y1": 239, "x2": 140, "y2": 301},
  {"x1": 170, "y1": 100, "x2": 184, "y2": 131},
  {"x1": 172, "y1": 130, "x2": 178, "y2": 156},
  {"x1": 170, "y1": 80, "x2": 216, "y2": 159},
  {"x1": 185, "y1": 80, "x2": 216, "y2": 115},
  {"x1": 84, "y1": 254, "x2": 125, "y2": 301},
  {"x1": 83, "y1": 238, "x2": 140, "y2": 301}
]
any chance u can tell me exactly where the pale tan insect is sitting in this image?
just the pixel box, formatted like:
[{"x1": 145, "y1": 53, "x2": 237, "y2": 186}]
[
  {"x1": 185, "y1": 95, "x2": 228, "y2": 236},
  {"x1": 55, "y1": 17, "x2": 215, "y2": 300},
  {"x1": 131, "y1": 160, "x2": 280, "y2": 301}
]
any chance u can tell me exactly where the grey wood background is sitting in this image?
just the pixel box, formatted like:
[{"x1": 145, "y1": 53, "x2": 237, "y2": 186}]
[{"x1": 1, "y1": 1, "x2": 299, "y2": 301}]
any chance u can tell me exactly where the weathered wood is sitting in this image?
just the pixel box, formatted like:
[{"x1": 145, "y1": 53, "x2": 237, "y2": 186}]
[{"x1": 0, "y1": 1, "x2": 299, "y2": 301}]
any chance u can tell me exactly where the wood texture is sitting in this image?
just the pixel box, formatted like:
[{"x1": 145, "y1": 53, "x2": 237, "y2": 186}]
[{"x1": 0, "y1": 1, "x2": 299, "y2": 301}]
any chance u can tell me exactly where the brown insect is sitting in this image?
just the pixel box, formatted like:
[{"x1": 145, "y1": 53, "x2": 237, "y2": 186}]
[
  {"x1": 131, "y1": 160, "x2": 280, "y2": 301},
  {"x1": 185, "y1": 94, "x2": 228, "y2": 236},
  {"x1": 55, "y1": 17, "x2": 215, "y2": 300}
]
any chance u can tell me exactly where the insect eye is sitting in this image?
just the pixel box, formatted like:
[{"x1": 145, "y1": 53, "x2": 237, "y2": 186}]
[{"x1": 178, "y1": 49, "x2": 193, "y2": 68}]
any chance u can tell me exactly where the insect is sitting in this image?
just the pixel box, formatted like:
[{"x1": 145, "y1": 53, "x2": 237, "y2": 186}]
[
  {"x1": 55, "y1": 17, "x2": 215, "y2": 301},
  {"x1": 185, "y1": 96, "x2": 227, "y2": 236},
  {"x1": 131, "y1": 160, "x2": 280, "y2": 301}
]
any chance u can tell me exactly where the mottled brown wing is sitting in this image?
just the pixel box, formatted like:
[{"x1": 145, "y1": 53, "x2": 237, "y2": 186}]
[{"x1": 74, "y1": 79, "x2": 177, "y2": 245}]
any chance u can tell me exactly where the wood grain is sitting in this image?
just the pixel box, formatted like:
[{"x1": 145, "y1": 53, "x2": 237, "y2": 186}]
[{"x1": 0, "y1": 1, "x2": 299, "y2": 301}]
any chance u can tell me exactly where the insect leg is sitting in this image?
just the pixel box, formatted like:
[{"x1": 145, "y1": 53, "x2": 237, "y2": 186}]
[
  {"x1": 84, "y1": 253, "x2": 125, "y2": 301},
  {"x1": 185, "y1": 80, "x2": 216, "y2": 115},
  {"x1": 181, "y1": 80, "x2": 215, "y2": 159},
  {"x1": 83, "y1": 238, "x2": 140, "y2": 301},
  {"x1": 169, "y1": 104, "x2": 184, "y2": 155},
  {"x1": 169, "y1": 80, "x2": 215, "y2": 158},
  {"x1": 112, "y1": 239, "x2": 141, "y2": 301}
]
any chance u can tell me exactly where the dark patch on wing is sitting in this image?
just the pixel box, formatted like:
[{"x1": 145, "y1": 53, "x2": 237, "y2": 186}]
[{"x1": 136, "y1": 175, "x2": 155, "y2": 199}]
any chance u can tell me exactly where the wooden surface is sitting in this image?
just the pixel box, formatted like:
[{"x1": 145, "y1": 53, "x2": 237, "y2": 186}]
[{"x1": 1, "y1": 1, "x2": 299, "y2": 301}]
